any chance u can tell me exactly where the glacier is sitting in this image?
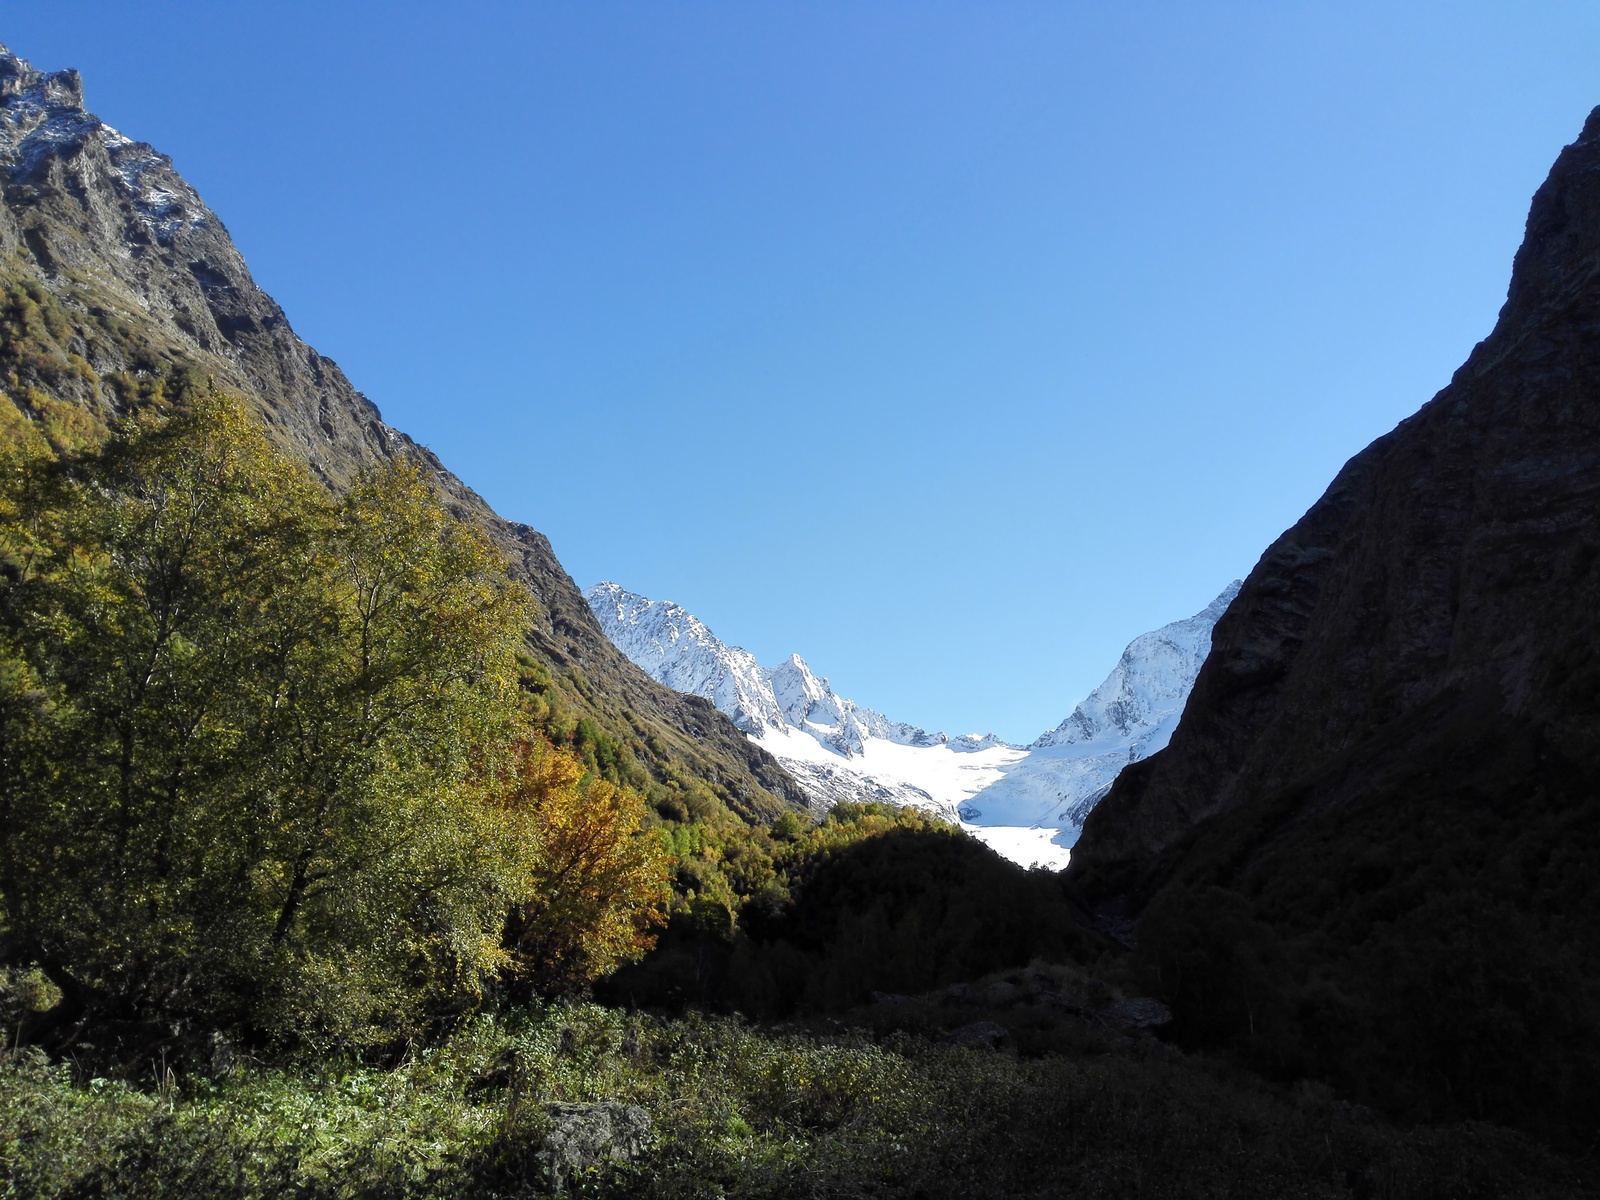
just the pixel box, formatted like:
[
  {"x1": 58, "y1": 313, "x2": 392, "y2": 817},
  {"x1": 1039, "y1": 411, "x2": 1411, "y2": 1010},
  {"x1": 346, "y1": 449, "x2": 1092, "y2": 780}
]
[{"x1": 586, "y1": 580, "x2": 1240, "y2": 870}]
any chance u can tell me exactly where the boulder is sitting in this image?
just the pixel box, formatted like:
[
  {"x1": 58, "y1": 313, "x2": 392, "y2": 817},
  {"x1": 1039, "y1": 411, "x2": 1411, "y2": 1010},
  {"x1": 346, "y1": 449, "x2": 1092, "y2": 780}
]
[
  {"x1": 537, "y1": 1102, "x2": 652, "y2": 1191},
  {"x1": 946, "y1": 1020, "x2": 1012, "y2": 1049},
  {"x1": 1105, "y1": 997, "x2": 1172, "y2": 1032},
  {"x1": 983, "y1": 980, "x2": 1022, "y2": 1007}
]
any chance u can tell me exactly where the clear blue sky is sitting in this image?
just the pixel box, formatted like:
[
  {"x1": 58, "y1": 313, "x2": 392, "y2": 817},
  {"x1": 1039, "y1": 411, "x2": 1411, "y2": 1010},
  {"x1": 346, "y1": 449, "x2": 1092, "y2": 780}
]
[{"x1": 5, "y1": 3, "x2": 1599, "y2": 742}]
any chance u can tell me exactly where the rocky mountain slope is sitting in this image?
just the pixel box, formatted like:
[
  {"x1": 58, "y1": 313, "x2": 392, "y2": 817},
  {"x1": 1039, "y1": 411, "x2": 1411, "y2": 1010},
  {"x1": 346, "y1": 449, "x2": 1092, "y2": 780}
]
[
  {"x1": 0, "y1": 42, "x2": 805, "y2": 819},
  {"x1": 1065, "y1": 107, "x2": 1600, "y2": 1140},
  {"x1": 588, "y1": 580, "x2": 1239, "y2": 862}
]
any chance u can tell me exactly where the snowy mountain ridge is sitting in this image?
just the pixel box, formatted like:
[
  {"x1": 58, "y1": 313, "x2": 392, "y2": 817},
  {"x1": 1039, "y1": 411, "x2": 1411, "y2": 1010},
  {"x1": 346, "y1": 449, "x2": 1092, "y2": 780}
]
[
  {"x1": 587, "y1": 582, "x2": 997, "y2": 758},
  {"x1": 956, "y1": 581, "x2": 1242, "y2": 840},
  {"x1": 586, "y1": 580, "x2": 1241, "y2": 868},
  {"x1": 1031, "y1": 585, "x2": 1238, "y2": 750}
]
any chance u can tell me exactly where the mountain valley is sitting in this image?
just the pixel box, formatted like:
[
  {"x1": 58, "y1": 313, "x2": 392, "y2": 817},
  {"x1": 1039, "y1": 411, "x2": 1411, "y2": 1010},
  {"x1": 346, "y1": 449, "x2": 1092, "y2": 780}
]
[
  {"x1": 1, "y1": 28, "x2": 1599, "y2": 1199},
  {"x1": 589, "y1": 580, "x2": 1241, "y2": 869}
]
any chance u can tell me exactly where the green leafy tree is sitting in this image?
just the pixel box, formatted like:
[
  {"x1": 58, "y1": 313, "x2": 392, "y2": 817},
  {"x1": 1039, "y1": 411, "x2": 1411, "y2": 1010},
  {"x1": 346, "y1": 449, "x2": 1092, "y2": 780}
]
[{"x1": 0, "y1": 397, "x2": 534, "y2": 1051}]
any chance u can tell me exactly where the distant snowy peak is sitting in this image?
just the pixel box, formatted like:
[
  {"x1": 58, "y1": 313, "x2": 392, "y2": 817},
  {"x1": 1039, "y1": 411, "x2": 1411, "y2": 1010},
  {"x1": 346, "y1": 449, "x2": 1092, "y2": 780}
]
[
  {"x1": 950, "y1": 580, "x2": 1245, "y2": 840},
  {"x1": 767, "y1": 652, "x2": 947, "y2": 756},
  {"x1": 1031, "y1": 581, "x2": 1242, "y2": 750},
  {"x1": 586, "y1": 582, "x2": 783, "y2": 733},
  {"x1": 587, "y1": 577, "x2": 1240, "y2": 867},
  {"x1": 585, "y1": 582, "x2": 998, "y2": 758}
]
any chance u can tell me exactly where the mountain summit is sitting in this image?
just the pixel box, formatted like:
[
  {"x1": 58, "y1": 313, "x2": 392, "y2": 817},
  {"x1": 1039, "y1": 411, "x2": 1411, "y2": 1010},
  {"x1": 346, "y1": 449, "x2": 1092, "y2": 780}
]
[
  {"x1": 0, "y1": 42, "x2": 805, "y2": 818},
  {"x1": 586, "y1": 582, "x2": 968, "y2": 758},
  {"x1": 961, "y1": 582, "x2": 1241, "y2": 838}
]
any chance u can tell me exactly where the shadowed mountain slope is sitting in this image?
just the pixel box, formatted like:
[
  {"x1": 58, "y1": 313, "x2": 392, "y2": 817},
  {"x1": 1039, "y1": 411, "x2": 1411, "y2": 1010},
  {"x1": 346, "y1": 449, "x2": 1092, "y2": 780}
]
[
  {"x1": 1067, "y1": 107, "x2": 1600, "y2": 1140},
  {"x1": 0, "y1": 42, "x2": 804, "y2": 819}
]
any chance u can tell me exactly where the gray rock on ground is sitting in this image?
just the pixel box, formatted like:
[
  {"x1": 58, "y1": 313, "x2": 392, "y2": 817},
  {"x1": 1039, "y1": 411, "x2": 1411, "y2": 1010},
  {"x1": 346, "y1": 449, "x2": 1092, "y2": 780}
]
[
  {"x1": 1104, "y1": 997, "x2": 1172, "y2": 1031},
  {"x1": 537, "y1": 1102, "x2": 653, "y2": 1191},
  {"x1": 946, "y1": 1020, "x2": 1012, "y2": 1050}
]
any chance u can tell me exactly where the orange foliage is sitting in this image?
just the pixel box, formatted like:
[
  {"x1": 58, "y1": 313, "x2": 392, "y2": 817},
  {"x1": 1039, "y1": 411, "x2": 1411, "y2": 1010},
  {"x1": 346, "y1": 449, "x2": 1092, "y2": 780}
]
[{"x1": 499, "y1": 738, "x2": 672, "y2": 997}]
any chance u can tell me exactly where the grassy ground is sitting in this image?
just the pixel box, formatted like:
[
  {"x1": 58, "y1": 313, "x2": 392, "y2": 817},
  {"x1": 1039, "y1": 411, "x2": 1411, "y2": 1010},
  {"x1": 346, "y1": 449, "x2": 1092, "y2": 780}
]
[{"x1": 1, "y1": 996, "x2": 1585, "y2": 1199}]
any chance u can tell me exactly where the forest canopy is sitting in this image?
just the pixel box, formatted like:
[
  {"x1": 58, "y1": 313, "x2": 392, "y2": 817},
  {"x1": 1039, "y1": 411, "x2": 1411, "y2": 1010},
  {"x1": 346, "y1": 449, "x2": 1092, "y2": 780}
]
[{"x1": 0, "y1": 396, "x2": 671, "y2": 1056}]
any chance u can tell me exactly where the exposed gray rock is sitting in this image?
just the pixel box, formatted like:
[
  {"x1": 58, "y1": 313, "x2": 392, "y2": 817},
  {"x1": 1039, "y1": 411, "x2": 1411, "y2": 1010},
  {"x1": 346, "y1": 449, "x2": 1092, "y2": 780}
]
[
  {"x1": 1104, "y1": 997, "x2": 1172, "y2": 1032},
  {"x1": 982, "y1": 980, "x2": 1022, "y2": 1007},
  {"x1": 538, "y1": 1102, "x2": 652, "y2": 1191},
  {"x1": 946, "y1": 1020, "x2": 1012, "y2": 1049},
  {"x1": 942, "y1": 983, "x2": 979, "y2": 1007}
]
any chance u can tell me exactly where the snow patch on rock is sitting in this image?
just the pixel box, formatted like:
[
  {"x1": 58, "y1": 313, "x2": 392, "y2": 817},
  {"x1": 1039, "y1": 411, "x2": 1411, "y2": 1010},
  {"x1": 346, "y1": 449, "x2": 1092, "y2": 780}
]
[{"x1": 0, "y1": 43, "x2": 206, "y2": 242}]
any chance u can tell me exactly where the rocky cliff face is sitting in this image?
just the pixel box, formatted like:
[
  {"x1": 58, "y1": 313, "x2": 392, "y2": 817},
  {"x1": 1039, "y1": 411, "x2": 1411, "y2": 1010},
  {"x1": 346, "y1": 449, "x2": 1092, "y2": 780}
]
[
  {"x1": 0, "y1": 43, "x2": 805, "y2": 818},
  {"x1": 1070, "y1": 107, "x2": 1600, "y2": 898},
  {"x1": 1063, "y1": 107, "x2": 1600, "y2": 1139}
]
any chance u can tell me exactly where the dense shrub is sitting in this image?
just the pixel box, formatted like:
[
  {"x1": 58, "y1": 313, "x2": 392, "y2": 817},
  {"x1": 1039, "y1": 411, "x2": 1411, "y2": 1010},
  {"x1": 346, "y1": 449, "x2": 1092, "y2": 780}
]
[{"x1": 605, "y1": 804, "x2": 1099, "y2": 1015}]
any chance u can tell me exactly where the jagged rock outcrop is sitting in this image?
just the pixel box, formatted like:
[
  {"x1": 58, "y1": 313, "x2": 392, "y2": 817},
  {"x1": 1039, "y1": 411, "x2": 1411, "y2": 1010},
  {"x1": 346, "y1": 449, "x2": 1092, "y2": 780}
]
[{"x1": 0, "y1": 42, "x2": 805, "y2": 817}]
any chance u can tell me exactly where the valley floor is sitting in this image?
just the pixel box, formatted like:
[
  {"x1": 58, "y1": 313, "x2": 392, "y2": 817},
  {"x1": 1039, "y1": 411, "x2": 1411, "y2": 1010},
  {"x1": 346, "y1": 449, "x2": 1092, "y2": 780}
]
[{"x1": 2, "y1": 997, "x2": 1584, "y2": 1199}]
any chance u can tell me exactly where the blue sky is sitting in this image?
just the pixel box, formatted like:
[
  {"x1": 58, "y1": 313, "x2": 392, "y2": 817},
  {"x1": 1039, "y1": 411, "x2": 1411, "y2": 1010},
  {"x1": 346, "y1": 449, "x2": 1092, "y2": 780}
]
[{"x1": 5, "y1": 3, "x2": 1600, "y2": 741}]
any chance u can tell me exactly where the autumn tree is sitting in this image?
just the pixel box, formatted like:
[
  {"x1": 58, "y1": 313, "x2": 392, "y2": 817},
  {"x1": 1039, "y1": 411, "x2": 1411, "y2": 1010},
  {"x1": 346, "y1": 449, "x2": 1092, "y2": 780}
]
[
  {"x1": 0, "y1": 396, "x2": 534, "y2": 1051},
  {"x1": 499, "y1": 737, "x2": 672, "y2": 998}
]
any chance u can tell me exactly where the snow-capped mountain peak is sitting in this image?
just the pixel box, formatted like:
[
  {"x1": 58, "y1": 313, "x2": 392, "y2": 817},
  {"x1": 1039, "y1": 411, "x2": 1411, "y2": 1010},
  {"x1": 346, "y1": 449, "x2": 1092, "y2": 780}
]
[
  {"x1": 588, "y1": 583, "x2": 964, "y2": 761},
  {"x1": 1032, "y1": 581, "x2": 1242, "y2": 749},
  {"x1": 768, "y1": 653, "x2": 835, "y2": 730},
  {"x1": 585, "y1": 582, "x2": 784, "y2": 733},
  {"x1": 587, "y1": 579, "x2": 1241, "y2": 870}
]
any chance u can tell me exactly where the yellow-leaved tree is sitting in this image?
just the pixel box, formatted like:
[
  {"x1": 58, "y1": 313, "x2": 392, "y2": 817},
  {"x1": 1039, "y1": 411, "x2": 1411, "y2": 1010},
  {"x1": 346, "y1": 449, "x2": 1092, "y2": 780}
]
[{"x1": 498, "y1": 738, "x2": 672, "y2": 999}]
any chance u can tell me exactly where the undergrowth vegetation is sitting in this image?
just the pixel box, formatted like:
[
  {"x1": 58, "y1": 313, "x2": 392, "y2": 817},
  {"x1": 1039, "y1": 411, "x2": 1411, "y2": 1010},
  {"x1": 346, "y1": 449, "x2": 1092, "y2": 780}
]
[{"x1": 1, "y1": 1003, "x2": 1582, "y2": 1200}]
